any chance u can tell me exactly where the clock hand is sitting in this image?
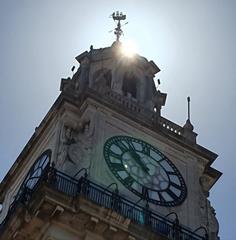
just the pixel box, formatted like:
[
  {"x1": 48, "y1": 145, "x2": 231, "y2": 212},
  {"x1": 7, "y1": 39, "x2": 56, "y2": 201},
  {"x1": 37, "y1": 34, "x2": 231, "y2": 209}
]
[{"x1": 129, "y1": 151, "x2": 149, "y2": 174}]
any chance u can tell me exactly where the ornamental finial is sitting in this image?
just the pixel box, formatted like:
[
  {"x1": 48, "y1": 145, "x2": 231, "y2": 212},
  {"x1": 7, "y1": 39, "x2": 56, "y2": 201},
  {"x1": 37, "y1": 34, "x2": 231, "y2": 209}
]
[
  {"x1": 183, "y1": 96, "x2": 194, "y2": 132},
  {"x1": 111, "y1": 11, "x2": 127, "y2": 42},
  {"x1": 187, "y1": 96, "x2": 191, "y2": 121}
]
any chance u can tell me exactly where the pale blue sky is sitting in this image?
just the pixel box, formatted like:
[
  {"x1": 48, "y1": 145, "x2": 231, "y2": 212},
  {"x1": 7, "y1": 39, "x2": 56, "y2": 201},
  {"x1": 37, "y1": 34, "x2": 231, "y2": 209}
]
[{"x1": 0, "y1": 1, "x2": 235, "y2": 239}]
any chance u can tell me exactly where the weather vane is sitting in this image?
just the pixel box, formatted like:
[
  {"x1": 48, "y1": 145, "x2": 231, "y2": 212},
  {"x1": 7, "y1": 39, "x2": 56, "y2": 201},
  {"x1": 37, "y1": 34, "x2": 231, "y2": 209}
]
[{"x1": 111, "y1": 11, "x2": 127, "y2": 42}]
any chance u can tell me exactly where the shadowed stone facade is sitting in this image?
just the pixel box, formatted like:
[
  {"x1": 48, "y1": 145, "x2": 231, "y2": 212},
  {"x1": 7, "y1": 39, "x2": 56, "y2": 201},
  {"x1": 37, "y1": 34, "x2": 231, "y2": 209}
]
[{"x1": 0, "y1": 42, "x2": 221, "y2": 240}]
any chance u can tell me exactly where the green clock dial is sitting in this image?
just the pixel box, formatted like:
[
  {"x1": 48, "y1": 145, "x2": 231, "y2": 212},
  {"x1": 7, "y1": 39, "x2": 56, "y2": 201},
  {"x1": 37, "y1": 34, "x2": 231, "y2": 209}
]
[{"x1": 103, "y1": 136, "x2": 187, "y2": 206}]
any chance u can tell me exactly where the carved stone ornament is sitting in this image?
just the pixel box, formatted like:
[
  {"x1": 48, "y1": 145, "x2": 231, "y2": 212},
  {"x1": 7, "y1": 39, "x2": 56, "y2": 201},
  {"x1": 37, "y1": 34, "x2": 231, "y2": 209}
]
[
  {"x1": 207, "y1": 200, "x2": 220, "y2": 240},
  {"x1": 199, "y1": 174, "x2": 219, "y2": 239},
  {"x1": 77, "y1": 57, "x2": 90, "y2": 95},
  {"x1": 58, "y1": 114, "x2": 95, "y2": 177},
  {"x1": 199, "y1": 175, "x2": 210, "y2": 196},
  {"x1": 57, "y1": 123, "x2": 75, "y2": 169}
]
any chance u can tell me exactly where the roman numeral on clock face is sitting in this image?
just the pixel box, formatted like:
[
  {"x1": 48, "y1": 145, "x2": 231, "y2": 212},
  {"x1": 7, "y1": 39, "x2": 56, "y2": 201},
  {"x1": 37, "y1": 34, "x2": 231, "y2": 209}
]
[
  {"x1": 123, "y1": 176, "x2": 134, "y2": 186},
  {"x1": 170, "y1": 181, "x2": 182, "y2": 190},
  {"x1": 109, "y1": 150, "x2": 122, "y2": 159},
  {"x1": 126, "y1": 141, "x2": 136, "y2": 151},
  {"x1": 110, "y1": 163, "x2": 125, "y2": 171},
  {"x1": 141, "y1": 144, "x2": 150, "y2": 155},
  {"x1": 116, "y1": 140, "x2": 136, "y2": 152},
  {"x1": 165, "y1": 189, "x2": 178, "y2": 201}
]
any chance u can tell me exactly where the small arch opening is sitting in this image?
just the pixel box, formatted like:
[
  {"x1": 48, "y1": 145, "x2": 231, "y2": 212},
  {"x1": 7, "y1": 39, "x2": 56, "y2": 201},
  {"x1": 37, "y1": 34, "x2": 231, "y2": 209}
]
[
  {"x1": 122, "y1": 72, "x2": 137, "y2": 98},
  {"x1": 104, "y1": 70, "x2": 112, "y2": 87},
  {"x1": 93, "y1": 68, "x2": 112, "y2": 89}
]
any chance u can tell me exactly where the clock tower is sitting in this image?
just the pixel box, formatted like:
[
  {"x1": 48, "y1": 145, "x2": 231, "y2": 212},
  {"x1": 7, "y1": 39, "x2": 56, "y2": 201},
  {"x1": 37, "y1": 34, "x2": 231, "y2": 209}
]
[{"x1": 0, "y1": 13, "x2": 221, "y2": 240}]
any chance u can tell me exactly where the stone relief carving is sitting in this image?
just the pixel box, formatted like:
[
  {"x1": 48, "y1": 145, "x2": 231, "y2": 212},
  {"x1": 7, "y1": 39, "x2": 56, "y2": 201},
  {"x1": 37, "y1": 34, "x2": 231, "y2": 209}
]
[
  {"x1": 0, "y1": 193, "x2": 10, "y2": 224},
  {"x1": 66, "y1": 119, "x2": 95, "y2": 177},
  {"x1": 200, "y1": 175, "x2": 210, "y2": 197},
  {"x1": 57, "y1": 114, "x2": 95, "y2": 178},
  {"x1": 92, "y1": 68, "x2": 112, "y2": 93},
  {"x1": 199, "y1": 175, "x2": 209, "y2": 223},
  {"x1": 0, "y1": 180, "x2": 21, "y2": 223},
  {"x1": 207, "y1": 200, "x2": 220, "y2": 240},
  {"x1": 77, "y1": 57, "x2": 90, "y2": 95},
  {"x1": 57, "y1": 124, "x2": 75, "y2": 170},
  {"x1": 199, "y1": 175, "x2": 219, "y2": 239}
]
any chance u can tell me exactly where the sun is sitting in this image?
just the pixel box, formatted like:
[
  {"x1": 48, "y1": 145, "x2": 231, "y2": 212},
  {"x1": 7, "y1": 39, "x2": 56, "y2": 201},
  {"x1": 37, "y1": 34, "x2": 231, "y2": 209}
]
[{"x1": 120, "y1": 40, "x2": 138, "y2": 58}]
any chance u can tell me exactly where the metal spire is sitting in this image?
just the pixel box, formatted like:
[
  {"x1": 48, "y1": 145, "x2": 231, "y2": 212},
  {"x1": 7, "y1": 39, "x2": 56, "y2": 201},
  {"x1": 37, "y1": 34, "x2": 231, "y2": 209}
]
[
  {"x1": 183, "y1": 96, "x2": 194, "y2": 132},
  {"x1": 112, "y1": 11, "x2": 126, "y2": 42},
  {"x1": 187, "y1": 96, "x2": 191, "y2": 121}
]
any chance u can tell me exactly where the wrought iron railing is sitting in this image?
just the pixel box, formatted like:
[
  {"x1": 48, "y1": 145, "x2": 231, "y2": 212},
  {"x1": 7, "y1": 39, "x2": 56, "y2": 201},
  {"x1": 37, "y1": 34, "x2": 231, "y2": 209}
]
[{"x1": 0, "y1": 167, "x2": 207, "y2": 240}]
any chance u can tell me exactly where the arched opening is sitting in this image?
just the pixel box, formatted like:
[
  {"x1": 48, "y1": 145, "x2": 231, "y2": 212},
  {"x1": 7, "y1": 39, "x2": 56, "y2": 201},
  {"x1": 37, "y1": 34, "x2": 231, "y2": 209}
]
[
  {"x1": 122, "y1": 72, "x2": 137, "y2": 98},
  {"x1": 93, "y1": 68, "x2": 112, "y2": 89},
  {"x1": 104, "y1": 70, "x2": 112, "y2": 87}
]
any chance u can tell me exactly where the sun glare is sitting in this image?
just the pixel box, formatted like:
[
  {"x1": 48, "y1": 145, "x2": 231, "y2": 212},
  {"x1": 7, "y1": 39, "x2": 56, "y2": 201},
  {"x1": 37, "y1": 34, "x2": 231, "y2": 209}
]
[{"x1": 121, "y1": 40, "x2": 138, "y2": 58}]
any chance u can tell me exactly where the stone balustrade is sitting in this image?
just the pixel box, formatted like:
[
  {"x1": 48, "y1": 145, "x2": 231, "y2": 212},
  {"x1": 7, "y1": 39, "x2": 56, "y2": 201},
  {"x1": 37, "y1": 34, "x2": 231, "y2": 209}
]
[
  {"x1": 92, "y1": 87, "x2": 195, "y2": 143},
  {"x1": 159, "y1": 117, "x2": 183, "y2": 136}
]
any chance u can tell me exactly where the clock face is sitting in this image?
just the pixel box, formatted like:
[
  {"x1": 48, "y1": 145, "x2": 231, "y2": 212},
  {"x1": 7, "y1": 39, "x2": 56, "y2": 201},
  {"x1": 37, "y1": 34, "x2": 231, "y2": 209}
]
[
  {"x1": 103, "y1": 136, "x2": 187, "y2": 206},
  {"x1": 15, "y1": 150, "x2": 51, "y2": 201}
]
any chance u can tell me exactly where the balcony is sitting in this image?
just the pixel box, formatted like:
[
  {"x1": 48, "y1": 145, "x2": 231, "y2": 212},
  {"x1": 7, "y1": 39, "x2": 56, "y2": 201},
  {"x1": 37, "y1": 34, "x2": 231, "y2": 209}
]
[{"x1": 0, "y1": 166, "x2": 207, "y2": 240}]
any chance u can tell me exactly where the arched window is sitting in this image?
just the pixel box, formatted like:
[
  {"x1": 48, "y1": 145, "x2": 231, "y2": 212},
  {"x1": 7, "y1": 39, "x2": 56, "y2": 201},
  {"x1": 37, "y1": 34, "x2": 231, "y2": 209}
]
[
  {"x1": 104, "y1": 70, "x2": 112, "y2": 87},
  {"x1": 122, "y1": 72, "x2": 137, "y2": 98},
  {"x1": 93, "y1": 69, "x2": 112, "y2": 88}
]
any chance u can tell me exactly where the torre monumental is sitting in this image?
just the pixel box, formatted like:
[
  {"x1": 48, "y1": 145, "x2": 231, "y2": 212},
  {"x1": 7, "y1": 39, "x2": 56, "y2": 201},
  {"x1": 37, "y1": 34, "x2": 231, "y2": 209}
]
[{"x1": 0, "y1": 13, "x2": 221, "y2": 240}]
